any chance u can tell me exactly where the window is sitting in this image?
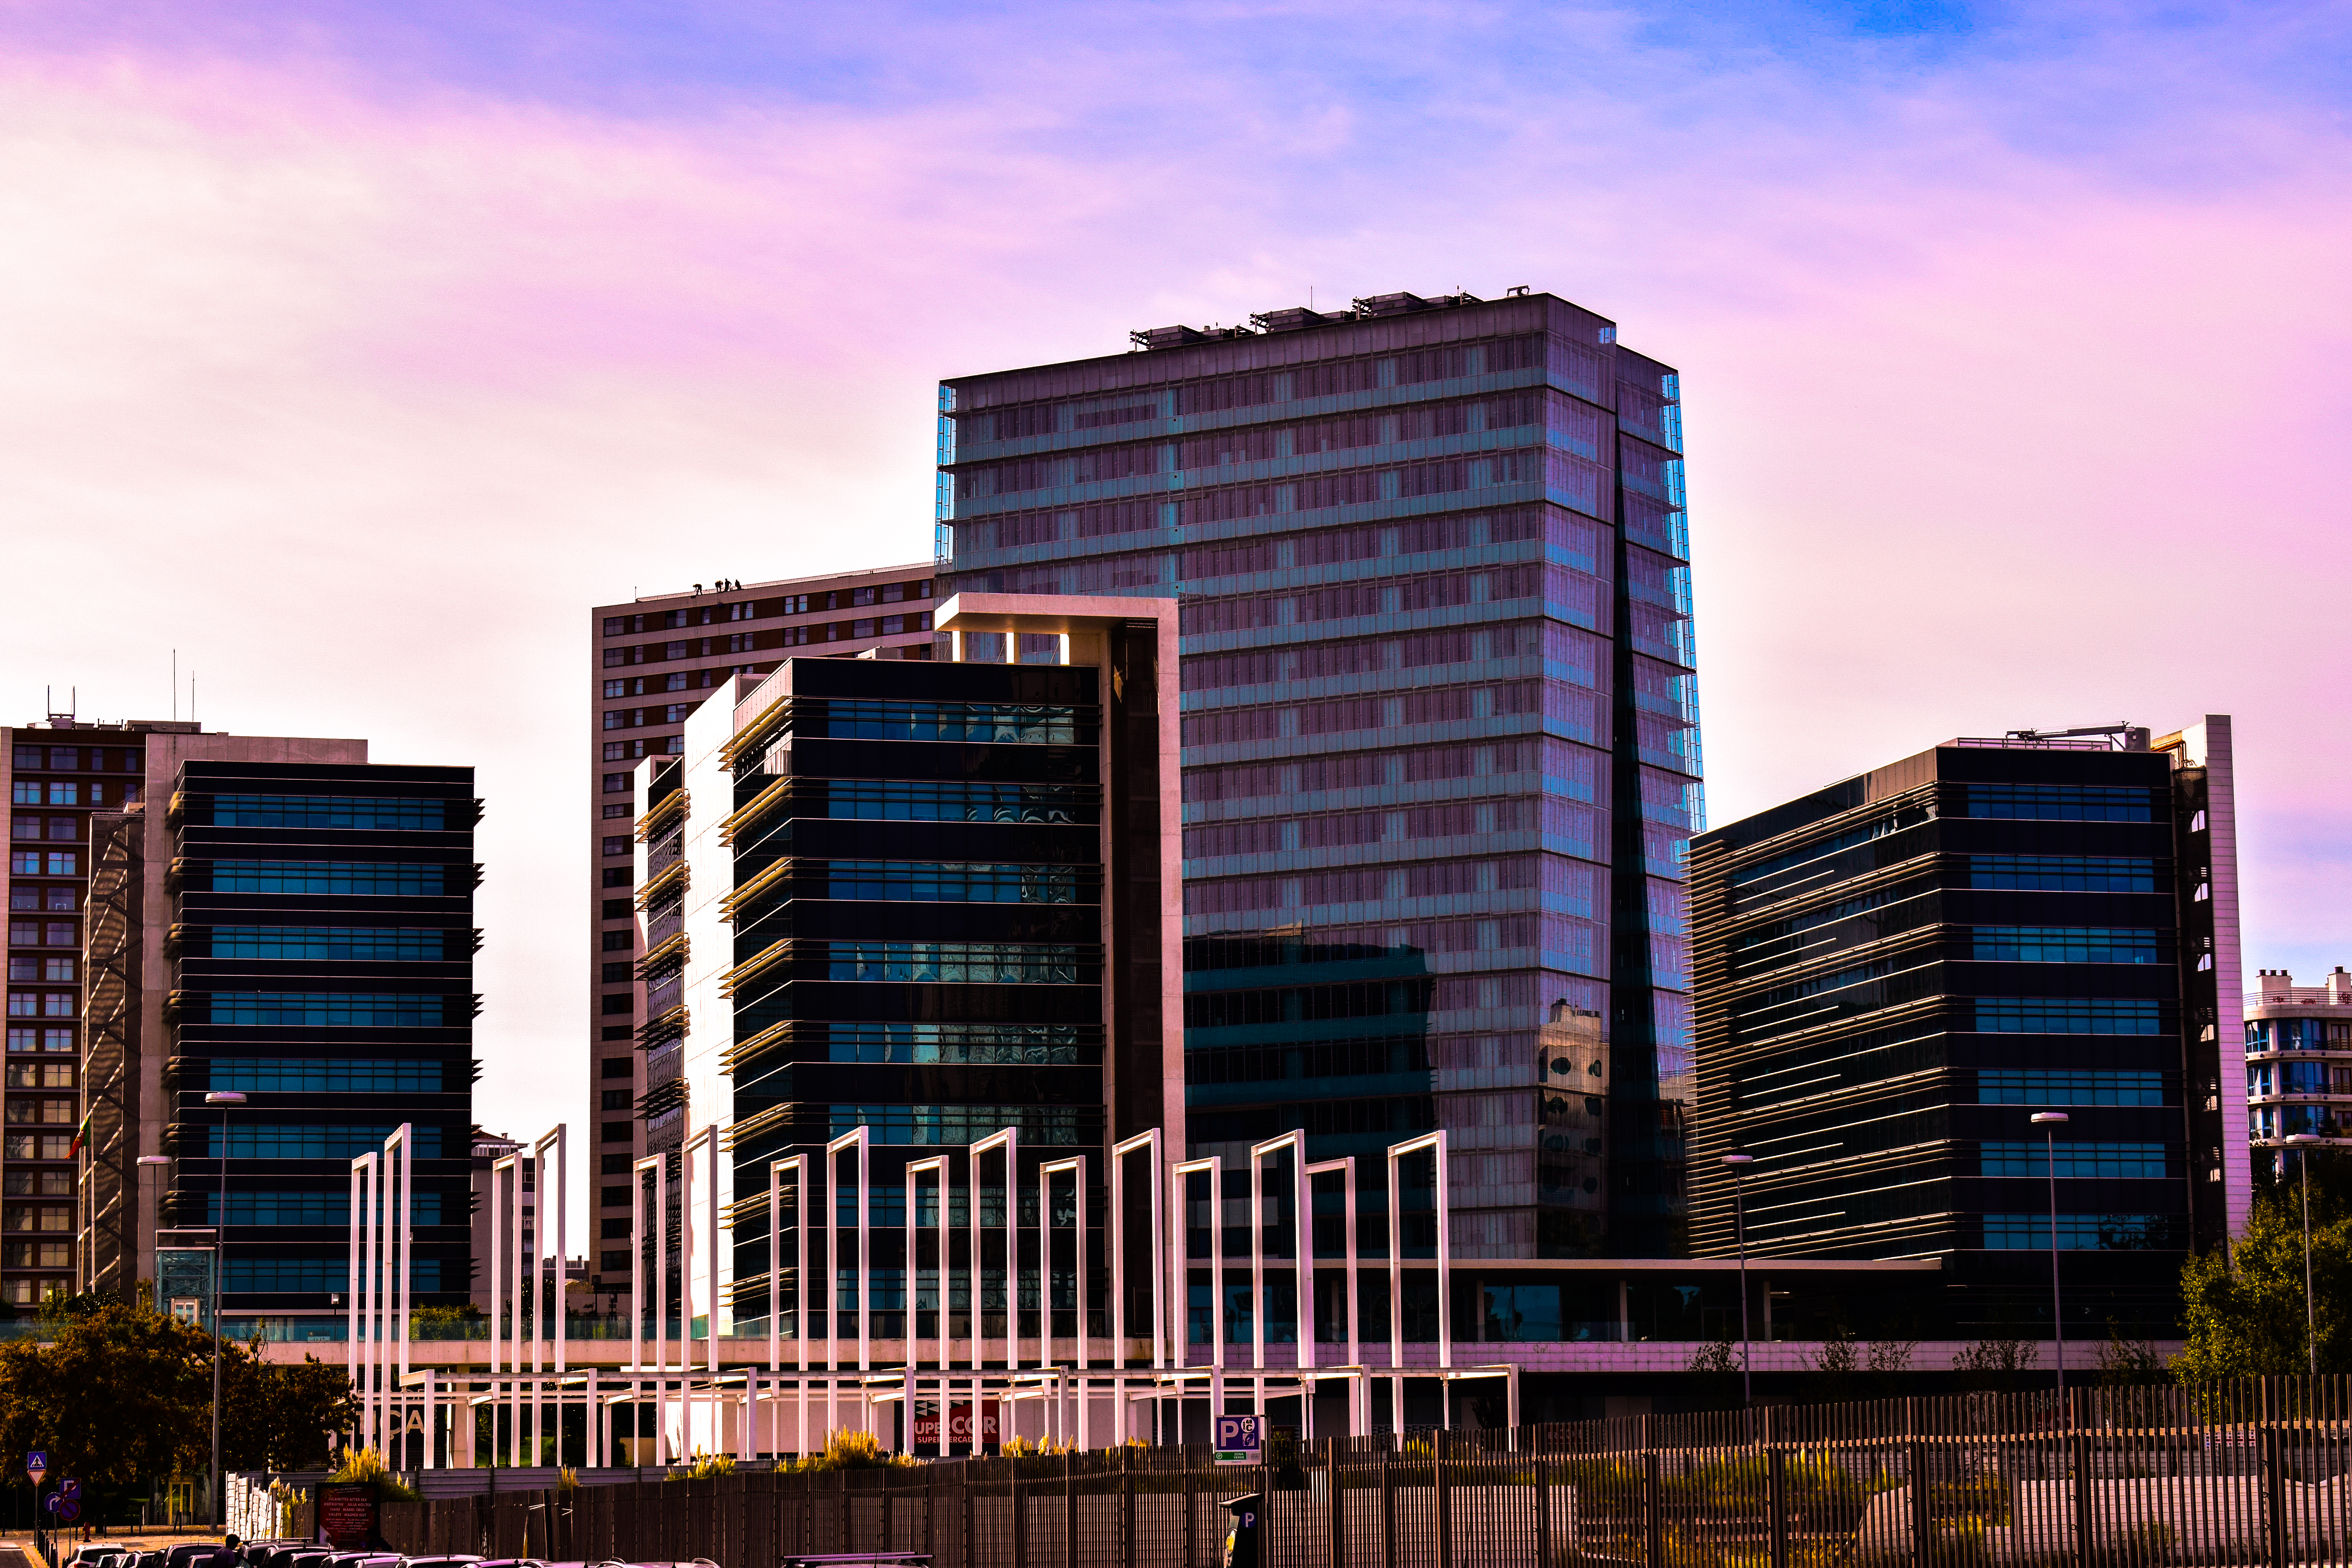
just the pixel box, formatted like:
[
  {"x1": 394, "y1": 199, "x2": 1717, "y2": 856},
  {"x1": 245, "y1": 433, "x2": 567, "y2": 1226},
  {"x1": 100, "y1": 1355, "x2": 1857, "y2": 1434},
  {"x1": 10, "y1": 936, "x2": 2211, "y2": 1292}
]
[
  {"x1": 601, "y1": 802, "x2": 630, "y2": 820},
  {"x1": 600, "y1": 1218, "x2": 631, "y2": 1239},
  {"x1": 603, "y1": 614, "x2": 647, "y2": 636},
  {"x1": 665, "y1": 641, "x2": 688, "y2": 659},
  {"x1": 8, "y1": 854, "x2": 37, "y2": 877},
  {"x1": 205, "y1": 1125, "x2": 445, "y2": 1158},
  {"x1": 45, "y1": 818, "x2": 75, "y2": 841},
  {"x1": 1967, "y1": 927, "x2": 2164, "y2": 964},
  {"x1": 663, "y1": 610, "x2": 689, "y2": 630},
  {"x1": 5, "y1": 924, "x2": 29, "y2": 946},
  {"x1": 187, "y1": 861, "x2": 456, "y2": 896},
  {"x1": 601, "y1": 1153, "x2": 631, "y2": 1174},
  {"x1": 3, "y1": 960, "x2": 25, "y2": 981},
  {"x1": 3, "y1": 1063, "x2": 72, "y2": 1090},
  {"x1": 600, "y1": 962, "x2": 632, "y2": 983},
  {"x1": 1983, "y1": 1214, "x2": 2181, "y2": 1250},
  {"x1": 603, "y1": 773, "x2": 630, "y2": 794},
  {"x1": 601, "y1": 995, "x2": 633, "y2": 1016},
  {"x1": 827, "y1": 1103, "x2": 1085, "y2": 1145},
  {"x1": 600, "y1": 1185, "x2": 630, "y2": 1207},
  {"x1": 1981, "y1": 1141, "x2": 2170, "y2": 1178},
  {"x1": 9, "y1": 783, "x2": 36, "y2": 805},
  {"x1": 9, "y1": 818, "x2": 34, "y2": 840},
  {"x1": 603, "y1": 743, "x2": 627, "y2": 762},
  {"x1": 782, "y1": 595, "x2": 810, "y2": 614},
  {"x1": 602, "y1": 869, "x2": 631, "y2": 889},
  {"x1": 601, "y1": 1024, "x2": 633, "y2": 1041},
  {"x1": 192, "y1": 795, "x2": 453, "y2": 830},
  {"x1": 601, "y1": 1090, "x2": 632, "y2": 1111},
  {"x1": 603, "y1": 648, "x2": 626, "y2": 668},
  {"x1": 44, "y1": 890, "x2": 73, "y2": 912},
  {"x1": 603, "y1": 679, "x2": 630, "y2": 698},
  {"x1": 663, "y1": 704, "x2": 691, "y2": 723},
  {"x1": 601, "y1": 836, "x2": 631, "y2": 857},
  {"x1": 42, "y1": 853, "x2": 74, "y2": 876},
  {"x1": 185, "y1": 927, "x2": 453, "y2": 962},
  {"x1": 601, "y1": 931, "x2": 633, "y2": 952},
  {"x1": 176, "y1": 993, "x2": 451, "y2": 1027},
  {"x1": 205, "y1": 1058, "x2": 447, "y2": 1093},
  {"x1": 2, "y1": 1136, "x2": 70, "y2": 1160},
  {"x1": 40, "y1": 995, "x2": 72, "y2": 1018},
  {"x1": 601, "y1": 898, "x2": 632, "y2": 918},
  {"x1": 1965, "y1": 856, "x2": 2159, "y2": 892},
  {"x1": 601, "y1": 1056, "x2": 634, "y2": 1078},
  {"x1": 41, "y1": 1029, "x2": 69, "y2": 1052},
  {"x1": 1952, "y1": 784, "x2": 2158, "y2": 822},
  {"x1": 5, "y1": 995, "x2": 33, "y2": 1018},
  {"x1": 45, "y1": 783, "x2": 77, "y2": 806},
  {"x1": 1973, "y1": 998, "x2": 2163, "y2": 1035},
  {"x1": 40, "y1": 959, "x2": 70, "y2": 983},
  {"x1": 44, "y1": 922, "x2": 71, "y2": 946},
  {"x1": 664, "y1": 673, "x2": 688, "y2": 692},
  {"x1": 853, "y1": 618, "x2": 877, "y2": 638},
  {"x1": 601, "y1": 1122, "x2": 632, "y2": 1144},
  {"x1": 852, "y1": 586, "x2": 877, "y2": 607}
]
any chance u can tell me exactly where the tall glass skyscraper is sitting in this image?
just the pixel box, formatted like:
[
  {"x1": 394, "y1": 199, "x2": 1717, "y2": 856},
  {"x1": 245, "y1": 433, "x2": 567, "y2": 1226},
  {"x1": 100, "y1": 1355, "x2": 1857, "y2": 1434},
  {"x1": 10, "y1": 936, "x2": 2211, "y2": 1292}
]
[{"x1": 942, "y1": 290, "x2": 1701, "y2": 1258}]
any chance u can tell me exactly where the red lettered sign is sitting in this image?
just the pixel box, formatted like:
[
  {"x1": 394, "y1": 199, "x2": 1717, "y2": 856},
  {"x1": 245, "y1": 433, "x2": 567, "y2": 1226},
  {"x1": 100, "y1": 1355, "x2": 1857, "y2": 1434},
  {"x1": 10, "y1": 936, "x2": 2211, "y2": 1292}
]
[
  {"x1": 914, "y1": 1401, "x2": 1002, "y2": 1447},
  {"x1": 317, "y1": 1483, "x2": 378, "y2": 1548}
]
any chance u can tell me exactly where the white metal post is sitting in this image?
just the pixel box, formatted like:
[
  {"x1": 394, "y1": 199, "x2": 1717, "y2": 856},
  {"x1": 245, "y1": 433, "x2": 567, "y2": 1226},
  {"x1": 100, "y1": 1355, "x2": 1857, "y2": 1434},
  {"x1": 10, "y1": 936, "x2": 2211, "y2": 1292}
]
[
  {"x1": 632, "y1": 1152, "x2": 666, "y2": 1464},
  {"x1": 1039, "y1": 1154, "x2": 1087, "y2": 1445},
  {"x1": 970, "y1": 1127, "x2": 1018, "y2": 1387},
  {"x1": 1173, "y1": 1154, "x2": 1224, "y2": 1433},
  {"x1": 1308, "y1": 1156, "x2": 1360, "y2": 1433},
  {"x1": 824, "y1": 1127, "x2": 871, "y2": 1385},
  {"x1": 905, "y1": 1154, "x2": 947, "y2": 1453},
  {"x1": 347, "y1": 1156, "x2": 366, "y2": 1442}
]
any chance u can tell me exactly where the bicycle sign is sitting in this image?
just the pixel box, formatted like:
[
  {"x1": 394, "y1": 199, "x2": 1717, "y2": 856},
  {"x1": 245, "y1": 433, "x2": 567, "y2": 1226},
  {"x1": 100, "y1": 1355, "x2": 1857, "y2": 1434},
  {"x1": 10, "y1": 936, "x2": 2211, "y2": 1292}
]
[{"x1": 1213, "y1": 1413, "x2": 1263, "y2": 1465}]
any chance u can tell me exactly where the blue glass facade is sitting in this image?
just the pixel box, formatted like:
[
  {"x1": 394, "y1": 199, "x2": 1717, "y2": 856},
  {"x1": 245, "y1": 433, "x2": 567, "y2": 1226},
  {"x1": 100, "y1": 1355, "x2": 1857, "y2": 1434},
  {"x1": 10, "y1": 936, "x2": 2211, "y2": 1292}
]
[{"x1": 942, "y1": 292, "x2": 1702, "y2": 1258}]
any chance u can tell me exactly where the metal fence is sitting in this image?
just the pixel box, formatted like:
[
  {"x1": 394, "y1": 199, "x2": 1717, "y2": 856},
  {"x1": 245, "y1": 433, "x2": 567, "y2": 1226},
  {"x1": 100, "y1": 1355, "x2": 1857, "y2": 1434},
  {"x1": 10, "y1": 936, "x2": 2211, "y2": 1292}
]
[{"x1": 356, "y1": 1377, "x2": 2352, "y2": 1568}]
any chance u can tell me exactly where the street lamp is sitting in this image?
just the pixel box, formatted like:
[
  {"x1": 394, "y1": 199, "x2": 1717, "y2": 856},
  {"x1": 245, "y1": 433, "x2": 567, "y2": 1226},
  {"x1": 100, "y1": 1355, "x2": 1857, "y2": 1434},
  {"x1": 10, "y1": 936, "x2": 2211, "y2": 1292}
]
[
  {"x1": 1722, "y1": 1153, "x2": 1755, "y2": 1406},
  {"x1": 204, "y1": 1090, "x2": 247, "y2": 1529},
  {"x1": 2030, "y1": 1112, "x2": 2068, "y2": 1402},
  {"x1": 2288, "y1": 1132, "x2": 2323, "y2": 1377},
  {"x1": 136, "y1": 1155, "x2": 170, "y2": 1289}
]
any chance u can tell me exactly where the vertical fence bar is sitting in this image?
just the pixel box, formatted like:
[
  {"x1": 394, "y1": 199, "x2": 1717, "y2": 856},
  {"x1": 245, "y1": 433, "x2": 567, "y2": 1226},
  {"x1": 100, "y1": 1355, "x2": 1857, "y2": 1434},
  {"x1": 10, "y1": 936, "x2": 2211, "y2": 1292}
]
[{"x1": 1644, "y1": 1444, "x2": 1663, "y2": 1568}]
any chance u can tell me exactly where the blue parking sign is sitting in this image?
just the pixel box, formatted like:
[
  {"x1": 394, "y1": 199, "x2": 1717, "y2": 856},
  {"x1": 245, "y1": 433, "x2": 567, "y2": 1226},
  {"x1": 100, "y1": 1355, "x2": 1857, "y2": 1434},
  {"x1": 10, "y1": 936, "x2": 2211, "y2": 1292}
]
[{"x1": 1213, "y1": 1413, "x2": 1263, "y2": 1464}]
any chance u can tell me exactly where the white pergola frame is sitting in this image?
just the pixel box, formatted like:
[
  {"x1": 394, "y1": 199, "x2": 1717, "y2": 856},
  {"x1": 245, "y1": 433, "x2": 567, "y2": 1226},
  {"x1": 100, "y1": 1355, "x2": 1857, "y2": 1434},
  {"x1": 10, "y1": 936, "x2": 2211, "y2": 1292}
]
[{"x1": 365, "y1": 1120, "x2": 1493, "y2": 1465}]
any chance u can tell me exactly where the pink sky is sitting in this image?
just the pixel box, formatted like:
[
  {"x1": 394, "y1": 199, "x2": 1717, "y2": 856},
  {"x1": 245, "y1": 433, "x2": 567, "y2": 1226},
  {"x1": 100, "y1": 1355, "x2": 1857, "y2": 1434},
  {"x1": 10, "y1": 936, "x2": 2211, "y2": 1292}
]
[{"x1": 4, "y1": 3, "x2": 2348, "y2": 1157}]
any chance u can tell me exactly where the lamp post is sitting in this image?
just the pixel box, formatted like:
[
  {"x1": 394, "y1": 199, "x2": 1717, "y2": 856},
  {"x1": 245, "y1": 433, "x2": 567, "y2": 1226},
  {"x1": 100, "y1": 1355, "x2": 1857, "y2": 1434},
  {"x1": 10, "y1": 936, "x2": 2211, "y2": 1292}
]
[
  {"x1": 1722, "y1": 1153, "x2": 1755, "y2": 1406},
  {"x1": 204, "y1": 1089, "x2": 247, "y2": 1529},
  {"x1": 137, "y1": 1154, "x2": 169, "y2": 1293},
  {"x1": 2030, "y1": 1112, "x2": 2068, "y2": 1401},
  {"x1": 2289, "y1": 1132, "x2": 2323, "y2": 1376}
]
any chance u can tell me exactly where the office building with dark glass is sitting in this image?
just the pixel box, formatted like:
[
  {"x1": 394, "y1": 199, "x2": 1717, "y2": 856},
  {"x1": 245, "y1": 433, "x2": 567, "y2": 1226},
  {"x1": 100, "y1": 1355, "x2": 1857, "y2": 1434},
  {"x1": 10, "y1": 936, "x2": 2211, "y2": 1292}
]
[
  {"x1": 165, "y1": 758, "x2": 481, "y2": 1328},
  {"x1": 1686, "y1": 721, "x2": 2245, "y2": 1339},
  {"x1": 637, "y1": 594, "x2": 1178, "y2": 1366},
  {"x1": 940, "y1": 290, "x2": 1701, "y2": 1260}
]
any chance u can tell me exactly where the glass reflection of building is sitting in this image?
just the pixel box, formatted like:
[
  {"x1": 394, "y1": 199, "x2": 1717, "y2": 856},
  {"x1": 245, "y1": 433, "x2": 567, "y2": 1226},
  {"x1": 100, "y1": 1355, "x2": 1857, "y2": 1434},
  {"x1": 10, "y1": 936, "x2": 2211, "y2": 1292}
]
[{"x1": 940, "y1": 291, "x2": 1702, "y2": 1261}]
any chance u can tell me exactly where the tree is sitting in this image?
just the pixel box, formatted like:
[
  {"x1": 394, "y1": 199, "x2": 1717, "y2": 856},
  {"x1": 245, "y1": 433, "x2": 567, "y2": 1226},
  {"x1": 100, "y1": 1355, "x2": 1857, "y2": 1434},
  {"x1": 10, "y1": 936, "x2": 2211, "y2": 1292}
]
[
  {"x1": 0, "y1": 1294, "x2": 213, "y2": 1492},
  {"x1": 0, "y1": 1292, "x2": 354, "y2": 1499},
  {"x1": 2174, "y1": 1165, "x2": 2352, "y2": 1379},
  {"x1": 1807, "y1": 1326, "x2": 1864, "y2": 1403},
  {"x1": 224, "y1": 1345, "x2": 358, "y2": 1470},
  {"x1": 1952, "y1": 1337, "x2": 2039, "y2": 1392}
]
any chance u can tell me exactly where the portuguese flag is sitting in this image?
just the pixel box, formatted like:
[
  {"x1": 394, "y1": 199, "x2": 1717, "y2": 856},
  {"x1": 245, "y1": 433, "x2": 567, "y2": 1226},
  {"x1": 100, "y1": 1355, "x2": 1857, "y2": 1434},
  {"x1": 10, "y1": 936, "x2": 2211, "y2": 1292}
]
[{"x1": 69, "y1": 1112, "x2": 91, "y2": 1159}]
